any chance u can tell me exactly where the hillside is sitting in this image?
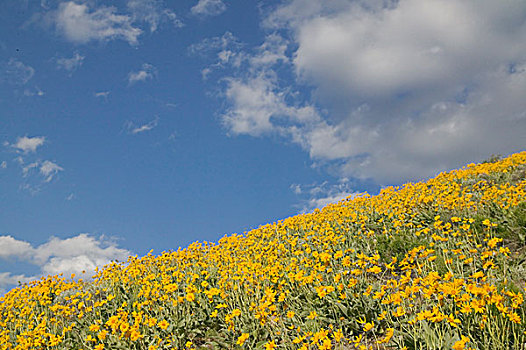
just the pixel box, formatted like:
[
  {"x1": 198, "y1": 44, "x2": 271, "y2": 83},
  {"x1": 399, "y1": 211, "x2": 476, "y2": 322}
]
[{"x1": 1, "y1": 152, "x2": 526, "y2": 350}]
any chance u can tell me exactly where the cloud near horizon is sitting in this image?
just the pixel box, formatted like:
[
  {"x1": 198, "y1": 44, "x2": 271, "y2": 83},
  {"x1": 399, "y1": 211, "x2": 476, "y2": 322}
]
[
  {"x1": 0, "y1": 234, "x2": 131, "y2": 294},
  {"x1": 291, "y1": 179, "x2": 359, "y2": 213}
]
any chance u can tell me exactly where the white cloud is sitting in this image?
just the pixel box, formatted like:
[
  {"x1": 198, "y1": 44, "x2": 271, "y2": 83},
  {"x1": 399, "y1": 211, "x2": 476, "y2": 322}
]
[
  {"x1": 11, "y1": 136, "x2": 46, "y2": 153},
  {"x1": 22, "y1": 160, "x2": 63, "y2": 183},
  {"x1": 249, "y1": 33, "x2": 289, "y2": 68},
  {"x1": 0, "y1": 236, "x2": 33, "y2": 260},
  {"x1": 223, "y1": 73, "x2": 320, "y2": 136},
  {"x1": 3, "y1": 58, "x2": 34, "y2": 85},
  {"x1": 23, "y1": 87, "x2": 45, "y2": 97},
  {"x1": 214, "y1": 0, "x2": 526, "y2": 184},
  {"x1": 192, "y1": 33, "x2": 318, "y2": 136},
  {"x1": 191, "y1": 32, "x2": 287, "y2": 72},
  {"x1": 33, "y1": 234, "x2": 130, "y2": 276},
  {"x1": 0, "y1": 272, "x2": 33, "y2": 295},
  {"x1": 56, "y1": 52, "x2": 84, "y2": 74},
  {"x1": 7, "y1": 136, "x2": 64, "y2": 190},
  {"x1": 22, "y1": 161, "x2": 40, "y2": 177},
  {"x1": 127, "y1": 0, "x2": 182, "y2": 32},
  {"x1": 188, "y1": 32, "x2": 245, "y2": 78},
  {"x1": 188, "y1": 32, "x2": 241, "y2": 57},
  {"x1": 127, "y1": 116, "x2": 159, "y2": 134},
  {"x1": 94, "y1": 91, "x2": 110, "y2": 100},
  {"x1": 0, "y1": 234, "x2": 131, "y2": 294},
  {"x1": 287, "y1": 0, "x2": 526, "y2": 101},
  {"x1": 191, "y1": 0, "x2": 226, "y2": 17},
  {"x1": 128, "y1": 63, "x2": 156, "y2": 85},
  {"x1": 39, "y1": 160, "x2": 63, "y2": 182},
  {"x1": 54, "y1": 1, "x2": 142, "y2": 45}
]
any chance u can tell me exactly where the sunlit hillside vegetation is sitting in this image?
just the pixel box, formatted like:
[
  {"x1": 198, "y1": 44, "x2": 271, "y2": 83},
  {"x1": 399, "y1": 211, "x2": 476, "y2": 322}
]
[{"x1": 2, "y1": 152, "x2": 526, "y2": 350}]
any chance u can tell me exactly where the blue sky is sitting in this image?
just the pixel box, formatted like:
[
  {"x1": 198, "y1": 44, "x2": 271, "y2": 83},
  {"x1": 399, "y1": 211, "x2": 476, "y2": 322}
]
[{"x1": 1, "y1": 0, "x2": 525, "y2": 293}]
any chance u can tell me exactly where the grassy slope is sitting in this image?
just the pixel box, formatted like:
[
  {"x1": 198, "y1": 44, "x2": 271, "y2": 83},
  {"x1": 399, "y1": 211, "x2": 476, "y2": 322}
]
[{"x1": 1, "y1": 152, "x2": 526, "y2": 350}]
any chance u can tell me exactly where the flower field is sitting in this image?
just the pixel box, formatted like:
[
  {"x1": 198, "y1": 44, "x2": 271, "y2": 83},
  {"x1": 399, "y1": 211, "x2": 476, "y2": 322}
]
[{"x1": 2, "y1": 152, "x2": 526, "y2": 350}]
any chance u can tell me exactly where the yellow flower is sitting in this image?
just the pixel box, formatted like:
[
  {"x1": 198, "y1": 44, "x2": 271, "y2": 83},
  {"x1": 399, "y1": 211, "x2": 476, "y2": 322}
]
[
  {"x1": 487, "y1": 237, "x2": 502, "y2": 248},
  {"x1": 237, "y1": 333, "x2": 249, "y2": 345},
  {"x1": 186, "y1": 292, "x2": 195, "y2": 302},
  {"x1": 452, "y1": 336, "x2": 470, "y2": 350},
  {"x1": 147, "y1": 317, "x2": 157, "y2": 327},
  {"x1": 507, "y1": 312, "x2": 521, "y2": 323},
  {"x1": 333, "y1": 328, "x2": 344, "y2": 342},
  {"x1": 265, "y1": 340, "x2": 277, "y2": 350},
  {"x1": 377, "y1": 328, "x2": 394, "y2": 344},
  {"x1": 231, "y1": 308, "x2": 242, "y2": 317},
  {"x1": 130, "y1": 329, "x2": 142, "y2": 341},
  {"x1": 392, "y1": 306, "x2": 406, "y2": 317},
  {"x1": 307, "y1": 311, "x2": 317, "y2": 319},
  {"x1": 157, "y1": 319, "x2": 169, "y2": 330},
  {"x1": 85, "y1": 335, "x2": 96, "y2": 343},
  {"x1": 363, "y1": 321, "x2": 374, "y2": 332},
  {"x1": 377, "y1": 311, "x2": 387, "y2": 320},
  {"x1": 366, "y1": 266, "x2": 382, "y2": 274},
  {"x1": 97, "y1": 330, "x2": 108, "y2": 341}
]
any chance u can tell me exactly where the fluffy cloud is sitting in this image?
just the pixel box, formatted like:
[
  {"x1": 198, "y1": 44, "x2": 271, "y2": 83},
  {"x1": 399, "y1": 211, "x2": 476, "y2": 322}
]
[
  {"x1": 127, "y1": 0, "x2": 182, "y2": 32},
  {"x1": 192, "y1": 33, "x2": 316, "y2": 136},
  {"x1": 54, "y1": 1, "x2": 142, "y2": 45},
  {"x1": 191, "y1": 0, "x2": 226, "y2": 17},
  {"x1": 0, "y1": 236, "x2": 33, "y2": 260},
  {"x1": 223, "y1": 73, "x2": 319, "y2": 136},
  {"x1": 11, "y1": 136, "x2": 46, "y2": 153},
  {"x1": 0, "y1": 234, "x2": 131, "y2": 294},
  {"x1": 56, "y1": 52, "x2": 84, "y2": 74},
  {"x1": 215, "y1": 0, "x2": 526, "y2": 184},
  {"x1": 128, "y1": 63, "x2": 157, "y2": 85}
]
